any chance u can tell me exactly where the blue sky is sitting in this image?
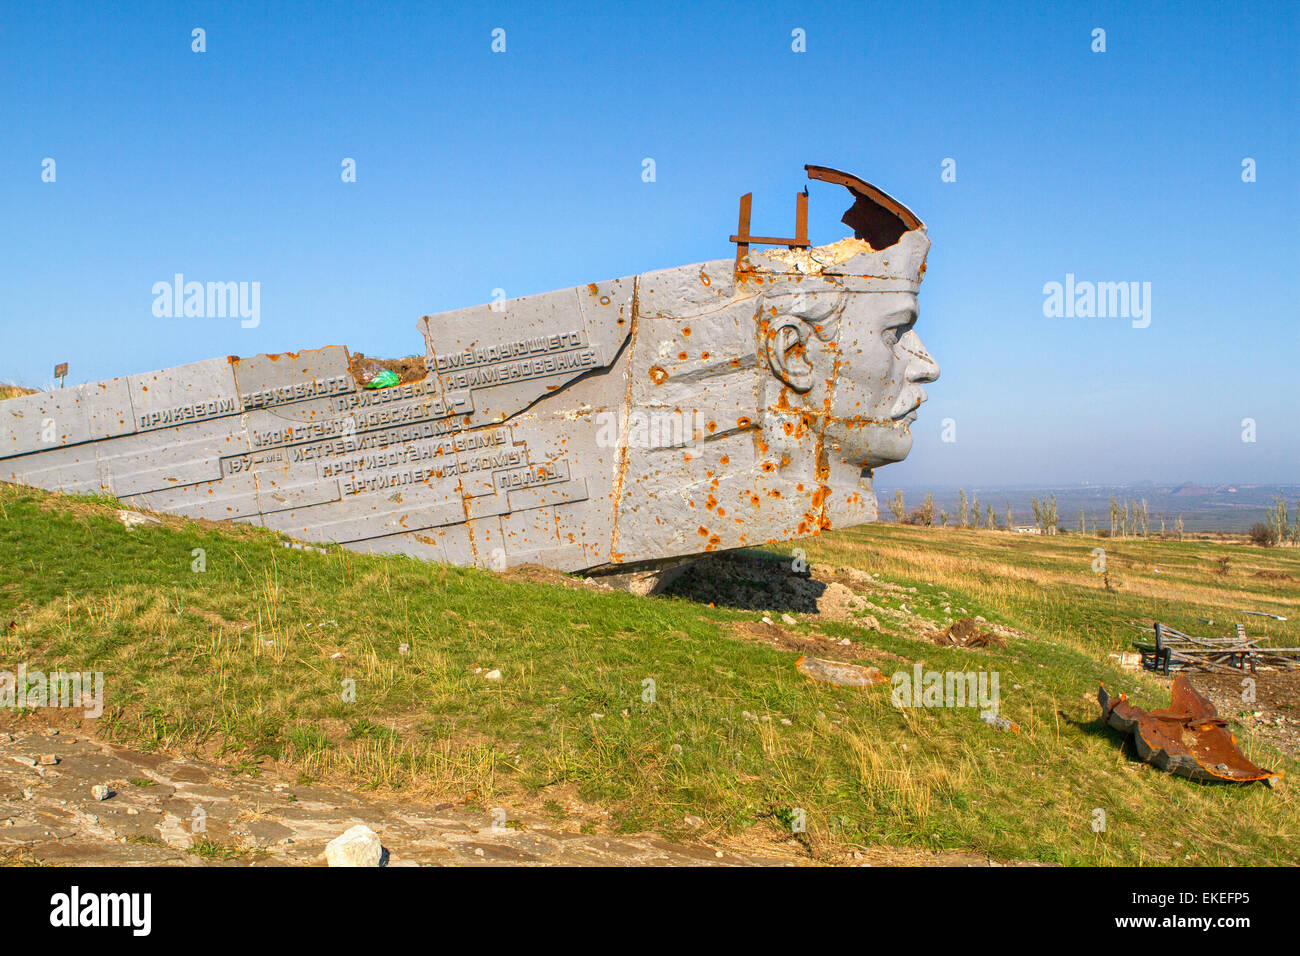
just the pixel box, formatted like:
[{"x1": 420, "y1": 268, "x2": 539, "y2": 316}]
[{"x1": 1, "y1": 1, "x2": 1295, "y2": 485}]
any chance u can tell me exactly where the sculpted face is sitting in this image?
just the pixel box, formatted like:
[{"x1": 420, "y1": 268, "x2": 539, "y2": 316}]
[
  {"x1": 763, "y1": 281, "x2": 939, "y2": 477},
  {"x1": 825, "y1": 290, "x2": 940, "y2": 469}
]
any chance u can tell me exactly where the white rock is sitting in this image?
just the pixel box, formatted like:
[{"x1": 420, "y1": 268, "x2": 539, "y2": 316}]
[
  {"x1": 116, "y1": 510, "x2": 162, "y2": 530},
  {"x1": 325, "y1": 824, "x2": 385, "y2": 867},
  {"x1": 484, "y1": 669, "x2": 502, "y2": 681},
  {"x1": 781, "y1": 613, "x2": 797, "y2": 626},
  {"x1": 91, "y1": 785, "x2": 112, "y2": 801}
]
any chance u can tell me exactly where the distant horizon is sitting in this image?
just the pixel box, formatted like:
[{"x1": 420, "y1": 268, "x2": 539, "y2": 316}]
[{"x1": 873, "y1": 479, "x2": 1297, "y2": 533}]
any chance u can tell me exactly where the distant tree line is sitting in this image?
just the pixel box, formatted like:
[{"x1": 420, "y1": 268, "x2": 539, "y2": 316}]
[
  {"x1": 1098, "y1": 495, "x2": 1152, "y2": 538},
  {"x1": 886, "y1": 489, "x2": 1045, "y2": 533},
  {"x1": 1254, "y1": 496, "x2": 1300, "y2": 547},
  {"x1": 886, "y1": 490, "x2": 1300, "y2": 547}
]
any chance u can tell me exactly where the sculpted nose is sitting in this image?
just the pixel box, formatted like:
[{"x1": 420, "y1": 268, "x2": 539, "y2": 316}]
[{"x1": 901, "y1": 331, "x2": 939, "y2": 384}]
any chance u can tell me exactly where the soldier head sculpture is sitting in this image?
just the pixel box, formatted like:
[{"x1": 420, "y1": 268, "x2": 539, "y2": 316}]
[
  {"x1": 757, "y1": 233, "x2": 938, "y2": 474},
  {"x1": 0, "y1": 166, "x2": 938, "y2": 575},
  {"x1": 612, "y1": 168, "x2": 938, "y2": 565},
  {"x1": 753, "y1": 231, "x2": 938, "y2": 528}
]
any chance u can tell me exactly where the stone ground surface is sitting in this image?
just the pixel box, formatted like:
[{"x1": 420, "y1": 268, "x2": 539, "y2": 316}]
[
  {"x1": 0, "y1": 724, "x2": 801, "y2": 867},
  {"x1": 0, "y1": 721, "x2": 1035, "y2": 867}
]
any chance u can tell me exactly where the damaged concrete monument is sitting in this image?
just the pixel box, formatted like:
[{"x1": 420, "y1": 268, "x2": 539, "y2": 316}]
[{"x1": 0, "y1": 166, "x2": 939, "y2": 574}]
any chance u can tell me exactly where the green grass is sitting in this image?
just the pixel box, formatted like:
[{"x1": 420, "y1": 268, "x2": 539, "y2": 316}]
[
  {"x1": 2, "y1": 481, "x2": 1298, "y2": 864},
  {"x1": 187, "y1": 836, "x2": 259, "y2": 860}
]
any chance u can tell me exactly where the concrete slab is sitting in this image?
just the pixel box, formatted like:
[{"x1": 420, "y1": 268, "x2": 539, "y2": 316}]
[{"x1": 0, "y1": 169, "x2": 938, "y2": 572}]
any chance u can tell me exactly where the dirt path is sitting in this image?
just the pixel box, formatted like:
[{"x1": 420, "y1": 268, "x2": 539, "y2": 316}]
[
  {"x1": 0, "y1": 719, "x2": 1036, "y2": 867},
  {"x1": 0, "y1": 723, "x2": 810, "y2": 866}
]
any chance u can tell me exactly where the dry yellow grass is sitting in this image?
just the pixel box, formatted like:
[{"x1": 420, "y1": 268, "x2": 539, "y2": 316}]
[{"x1": 0, "y1": 384, "x2": 37, "y2": 401}]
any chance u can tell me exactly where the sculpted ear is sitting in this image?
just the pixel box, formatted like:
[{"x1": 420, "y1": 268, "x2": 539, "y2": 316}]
[{"x1": 767, "y1": 322, "x2": 813, "y2": 392}]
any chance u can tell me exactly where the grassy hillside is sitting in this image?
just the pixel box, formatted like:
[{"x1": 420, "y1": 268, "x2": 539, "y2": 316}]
[{"x1": 2, "y1": 481, "x2": 1298, "y2": 864}]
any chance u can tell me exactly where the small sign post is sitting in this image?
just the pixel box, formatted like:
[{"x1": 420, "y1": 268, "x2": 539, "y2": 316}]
[{"x1": 54, "y1": 363, "x2": 68, "y2": 388}]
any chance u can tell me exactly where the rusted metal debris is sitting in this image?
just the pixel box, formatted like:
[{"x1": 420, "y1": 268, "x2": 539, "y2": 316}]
[
  {"x1": 730, "y1": 164, "x2": 923, "y2": 267},
  {"x1": 1098, "y1": 676, "x2": 1280, "y2": 784},
  {"x1": 804, "y1": 165, "x2": 923, "y2": 249},
  {"x1": 796, "y1": 655, "x2": 887, "y2": 688},
  {"x1": 730, "y1": 188, "x2": 809, "y2": 267}
]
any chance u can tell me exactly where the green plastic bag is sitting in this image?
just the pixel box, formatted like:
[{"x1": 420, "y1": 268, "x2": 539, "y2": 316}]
[{"x1": 363, "y1": 369, "x2": 401, "y2": 389}]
